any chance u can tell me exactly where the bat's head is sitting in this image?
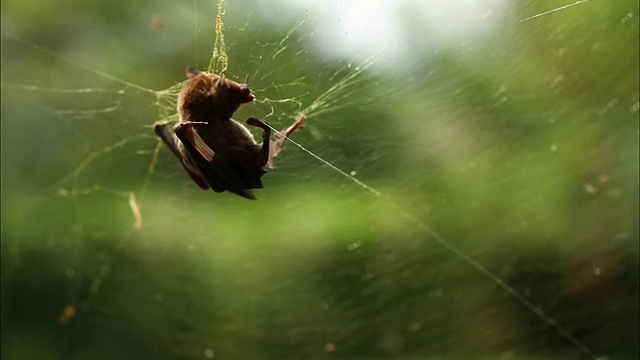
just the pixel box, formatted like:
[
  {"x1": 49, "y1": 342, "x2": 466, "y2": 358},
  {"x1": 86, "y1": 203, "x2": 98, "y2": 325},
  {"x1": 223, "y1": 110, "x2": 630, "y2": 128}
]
[{"x1": 178, "y1": 67, "x2": 254, "y2": 121}]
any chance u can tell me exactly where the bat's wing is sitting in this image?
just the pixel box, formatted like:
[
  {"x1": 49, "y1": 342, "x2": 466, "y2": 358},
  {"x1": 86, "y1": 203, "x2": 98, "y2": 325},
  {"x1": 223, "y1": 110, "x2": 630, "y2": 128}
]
[
  {"x1": 176, "y1": 125, "x2": 266, "y2": 199},
  {"x1": 154, "y1": 123, "x2": 210, "y2": 190}
]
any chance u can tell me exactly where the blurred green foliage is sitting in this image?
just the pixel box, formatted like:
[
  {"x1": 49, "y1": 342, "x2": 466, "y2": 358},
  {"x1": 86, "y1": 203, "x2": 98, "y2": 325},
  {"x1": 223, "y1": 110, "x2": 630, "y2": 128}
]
[{"x1": 1, "y1": 0, "x2": 638, "y2": 359}]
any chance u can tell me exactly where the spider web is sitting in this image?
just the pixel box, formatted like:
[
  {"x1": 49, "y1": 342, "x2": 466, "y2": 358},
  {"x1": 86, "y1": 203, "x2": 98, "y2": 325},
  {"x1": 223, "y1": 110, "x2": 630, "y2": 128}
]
[{"x1": 2, "y1": 0, "x2": 638, "y2": 359}]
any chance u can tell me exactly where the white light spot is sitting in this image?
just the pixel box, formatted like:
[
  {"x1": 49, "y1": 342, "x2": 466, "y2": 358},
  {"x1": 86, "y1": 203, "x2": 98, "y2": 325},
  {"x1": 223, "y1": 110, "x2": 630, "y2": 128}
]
[
  {"x1": 550, "y1": 144, "x2": 558, "y2": 152},
  {"x1": 552, "y1": 74, "x2": 565, "y2": 85},
  {"x1": 493, "y1": 85, "x2": 507, "y2": 97},
  {"x1": 410, "y1": 322, "x2": 422, "y2": 331},
  {"x1": 598, "y1": 98, "x2": 619, "y2": 116},
  {"x1": 621, "y1": 12, "x2": 634, "y2": 24},
  {"x1": 350, "y1": 170, "x2": 357, "y2": 176},
  {"x1": 362, "y1": 272, "x2": 374, "y2": 281},
  {"x1": 593, "y1": 268, "x2": 601, "y2": 276},
  {"x1": 584, "y1": 183, "x2": 597, "y2": 194},
  {"x1": 493, "y1": 96, "x2": 507, "y2": 107},
  {"x1": 204, "y1": 348, "x2": 215, "y2": 358},
  {"x1": 347, "y1": 242, "x2": 361, "y2": 251},
  {"x1": 260, "y1": 0, "x2": 509, "y2": 72}
]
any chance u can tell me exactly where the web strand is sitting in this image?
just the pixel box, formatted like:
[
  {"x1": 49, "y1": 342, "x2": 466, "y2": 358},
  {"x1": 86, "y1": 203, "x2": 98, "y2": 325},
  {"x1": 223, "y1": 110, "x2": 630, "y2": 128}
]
[
  {"x1": 520, "y1": 0, "x2": 592, "y2": 22},
  {"x1": 2, "y1": 34, "x2": 159, "y2": 96},
  {"x1": 265, "y1": 123, "x2": 382, "y2": 197}
]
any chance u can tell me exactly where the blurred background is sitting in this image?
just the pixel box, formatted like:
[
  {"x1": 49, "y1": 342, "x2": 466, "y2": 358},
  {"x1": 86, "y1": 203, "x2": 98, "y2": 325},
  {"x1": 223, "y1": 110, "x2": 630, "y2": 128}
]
[{"x1": 2, "y1": 0, "x2": 638, "y2": 359}]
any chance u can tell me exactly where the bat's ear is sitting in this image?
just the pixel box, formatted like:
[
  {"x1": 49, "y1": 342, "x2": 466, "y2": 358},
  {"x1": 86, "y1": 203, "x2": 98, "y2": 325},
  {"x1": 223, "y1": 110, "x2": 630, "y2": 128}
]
[
  {"x1": 215, "y1": 71, "x2": 227, "y2": 89},
  {"x1": 186, "y1": 67, "x2": 200, "y2": 78}
]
